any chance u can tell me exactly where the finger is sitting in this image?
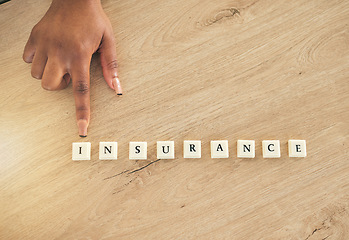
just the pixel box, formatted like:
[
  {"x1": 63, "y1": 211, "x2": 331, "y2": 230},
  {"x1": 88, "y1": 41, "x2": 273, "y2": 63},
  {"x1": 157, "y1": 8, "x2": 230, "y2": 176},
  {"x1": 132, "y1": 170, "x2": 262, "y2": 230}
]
[
  {"x1": 41, "y1": 59, "x2": 68, "y2": 90},
  {"x1": 31, "y1": 48, "x2": 47, "y2": 79},
  {"x1": 47, "y1": 73, "x2": 71, "y2": 90},
  {"x1": 71, "y1": 59, "x2": 91, "y2": 137},
  {"x1": 23, "y1": 33, "x2": 36, "y2": 63},
  {"x1": 99, "y1": 30, "x2": 123, "y2": 95}
]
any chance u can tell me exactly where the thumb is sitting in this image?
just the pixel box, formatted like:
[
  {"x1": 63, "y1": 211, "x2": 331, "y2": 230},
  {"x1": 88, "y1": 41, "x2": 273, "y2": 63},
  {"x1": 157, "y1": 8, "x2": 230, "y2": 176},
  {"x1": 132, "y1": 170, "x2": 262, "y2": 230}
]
[{"x1": 99, "y1": 31, "x2": 123, "y2": 95}]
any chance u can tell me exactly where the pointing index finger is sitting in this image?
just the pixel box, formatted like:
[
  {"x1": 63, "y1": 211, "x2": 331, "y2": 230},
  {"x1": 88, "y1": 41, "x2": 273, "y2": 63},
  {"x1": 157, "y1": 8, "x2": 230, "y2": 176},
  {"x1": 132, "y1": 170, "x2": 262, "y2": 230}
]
[{"x1": 71, "y1": 61, "x2": 91, "y2": 137}]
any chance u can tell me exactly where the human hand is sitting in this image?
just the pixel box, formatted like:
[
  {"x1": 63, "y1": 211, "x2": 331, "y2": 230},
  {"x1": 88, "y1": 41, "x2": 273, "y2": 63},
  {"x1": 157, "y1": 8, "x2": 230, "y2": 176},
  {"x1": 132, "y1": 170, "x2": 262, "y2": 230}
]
[{"x1": 23, "y1": 0, "x2": 122, "y2": 137}]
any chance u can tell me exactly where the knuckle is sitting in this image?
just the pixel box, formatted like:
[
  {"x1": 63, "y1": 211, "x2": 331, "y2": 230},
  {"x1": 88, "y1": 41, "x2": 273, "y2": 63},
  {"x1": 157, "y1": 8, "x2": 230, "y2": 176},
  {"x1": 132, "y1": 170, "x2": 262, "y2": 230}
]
[
  {"x1": 41, "y1": 79, "x2": 60, "y2": 91},
  {"x1": 41, "y1": 81, "x2": 54, "y2": 91},
  {"x1": 24, "y1": 53, "x2": 33, "y2": 63},
  {"x1": 31, "y1": 70, "x2": 42, "y2": 80},
  {"x1": 74, "y1": 81, "x2": 89, "y2": 95},
  {"x1": 74, "y1": 41, "x2": 89, "y2": 55},
  {"x1": 52, "y1": 39, "x2": 64, "y2": 51},
  {"x1": 107, "y1": 60, "x2": 118, "y2": 70},
  {"x1": 31, "y1": 23, "x2": 44, "y2": 38},
  {"x1": 76, "y1": 105, "x2": 89, "y2": 112},
  {"x1": 70, "y1": 45, "x2": 90, "y2": 62},
  {"x1": 31, "y1": 24, "x2": 40, "y2": 36},
  {"x1": 23, "y1": 54, "x2": 29, "y2": 63}
]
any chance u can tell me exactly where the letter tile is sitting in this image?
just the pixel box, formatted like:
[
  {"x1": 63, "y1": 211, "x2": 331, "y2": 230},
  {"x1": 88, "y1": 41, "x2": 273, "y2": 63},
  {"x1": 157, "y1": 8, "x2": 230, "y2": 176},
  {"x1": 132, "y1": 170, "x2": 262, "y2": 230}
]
[
  {"x1": 262, "y1": 140, "x2": 281, "y2": 158},
  {"x1": 237, "y1": 140, "x2": 255, "y2": 158},
  {"x1": 99, "y1": 142, "x2": 118, "y2": 160},
  {"x1": 288, "y1": 140, "x2": 306, "y2": 157},
  {"x1": 211, "y1": 140, "x2": 229, "y2": 158},
  {"x1": 72, "y1": 142, "x2": 91, "y2": 161},
  {"x1": 129, "y1": 142, "x2": 147, "y2": 160},
  {"x1": 183, "y1": 140, "x2": 201, "y2": 158},
  {"x1": 157, "y1": 141, "x2": 175, "y2": 159}
]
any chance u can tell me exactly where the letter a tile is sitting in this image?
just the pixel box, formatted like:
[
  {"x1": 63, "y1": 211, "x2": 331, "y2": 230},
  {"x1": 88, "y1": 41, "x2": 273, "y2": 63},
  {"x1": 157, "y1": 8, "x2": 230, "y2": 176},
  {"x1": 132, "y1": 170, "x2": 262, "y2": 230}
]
[{"x1": 211, "y1": 140, "x2": 229, "y2": 158}]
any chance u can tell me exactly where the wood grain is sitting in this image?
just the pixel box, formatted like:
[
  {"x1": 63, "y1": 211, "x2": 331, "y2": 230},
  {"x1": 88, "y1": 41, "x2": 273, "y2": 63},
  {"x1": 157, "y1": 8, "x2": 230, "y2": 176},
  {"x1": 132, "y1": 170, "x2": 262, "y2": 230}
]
[{"x1": 1, "y1": 0, "x2": 348, "y2": 239}]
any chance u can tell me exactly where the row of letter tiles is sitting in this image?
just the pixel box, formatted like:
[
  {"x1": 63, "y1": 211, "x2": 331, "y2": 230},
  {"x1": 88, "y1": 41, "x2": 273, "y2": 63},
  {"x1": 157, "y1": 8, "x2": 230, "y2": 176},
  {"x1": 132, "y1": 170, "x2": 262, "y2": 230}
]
[{"x1": 72, "y1": 140, "x2": 306, "y2": 161}]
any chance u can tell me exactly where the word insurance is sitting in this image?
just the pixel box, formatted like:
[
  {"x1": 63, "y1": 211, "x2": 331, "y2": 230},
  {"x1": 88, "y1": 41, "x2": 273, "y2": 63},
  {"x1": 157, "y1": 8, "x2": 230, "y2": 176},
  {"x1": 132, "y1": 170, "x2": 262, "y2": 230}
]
[{"x1": 72, "y1": 140, "x2": 306, "y2": 161}]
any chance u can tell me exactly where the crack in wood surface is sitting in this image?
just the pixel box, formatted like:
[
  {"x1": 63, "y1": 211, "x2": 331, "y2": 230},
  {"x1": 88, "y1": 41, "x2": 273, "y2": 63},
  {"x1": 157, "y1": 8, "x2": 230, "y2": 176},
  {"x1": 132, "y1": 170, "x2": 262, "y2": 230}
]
[
  {"x1": 205, "y1": 1, "x2": 260, "y2": 26},
  {"x1": 104, "y1": 159, "x2": 161, "y2": 180},
  {"x1": 304, "y1": 205, "x2": 347, "y2": 240},
  {"x1": 304, "y1": 218, "x2": 331, "y2": 240},
  {"x1": 103, "y1": 170, "x2": 130, "y2": 180},
  {"x1": 208, "y1": 8, "x2": 240, "y2": 26}
]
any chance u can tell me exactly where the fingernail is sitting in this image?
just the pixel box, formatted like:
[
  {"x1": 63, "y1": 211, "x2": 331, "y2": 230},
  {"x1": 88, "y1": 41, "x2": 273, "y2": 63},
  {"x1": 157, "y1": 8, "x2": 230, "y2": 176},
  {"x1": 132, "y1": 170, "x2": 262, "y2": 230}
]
[
  {"x1": 77, "y1": 119, "x2": 88, "y2": 137},
  {"x1": 112, "y1": 76, "x2": 123, "y2": 95}
]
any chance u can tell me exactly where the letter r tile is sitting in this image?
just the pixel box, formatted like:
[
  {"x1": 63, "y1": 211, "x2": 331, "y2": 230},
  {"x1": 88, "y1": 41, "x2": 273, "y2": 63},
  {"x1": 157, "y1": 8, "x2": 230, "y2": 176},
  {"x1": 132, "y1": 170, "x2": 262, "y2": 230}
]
[{"x1": 183, "y1": 140, "x2": 201, "y2": 158}]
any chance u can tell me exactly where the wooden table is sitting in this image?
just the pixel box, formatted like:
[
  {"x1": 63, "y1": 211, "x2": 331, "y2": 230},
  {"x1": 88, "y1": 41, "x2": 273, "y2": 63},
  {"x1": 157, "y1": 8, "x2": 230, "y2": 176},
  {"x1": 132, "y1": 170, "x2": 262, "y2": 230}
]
[{"x1": 1, "y1": 0, "x2": 348, "y2": 239}]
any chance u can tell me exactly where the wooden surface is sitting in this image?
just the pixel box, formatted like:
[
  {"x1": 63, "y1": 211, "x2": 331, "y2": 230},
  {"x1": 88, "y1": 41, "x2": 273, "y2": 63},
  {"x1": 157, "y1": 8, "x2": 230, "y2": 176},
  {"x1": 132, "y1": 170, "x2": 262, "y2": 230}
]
[{"x1": 1, "y1": 0, "x2": 349, "y2": 239}]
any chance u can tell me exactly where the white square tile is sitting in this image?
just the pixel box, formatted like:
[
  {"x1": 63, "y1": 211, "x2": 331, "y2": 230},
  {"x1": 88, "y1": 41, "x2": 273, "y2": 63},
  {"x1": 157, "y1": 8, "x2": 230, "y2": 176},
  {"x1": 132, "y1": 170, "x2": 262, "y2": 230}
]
[
  {"x1": 183, "y1": 140, "x2": 201, "y2": 158},
  {"x1": 129, "y1": 142, "x2": 147, "y2": 160},
  {"x1": 288, "y1": 140, "x2": 307, "y2": 157},
  {"x1": 99, "y1": 142, "x2": 118, "y2": 160},
  {"x1": 157, "y1": 141, "x2": 175, "y2": 159},
  {"x1": 262, "y1": 140, "x2": 281, "y2": 158},
  {"x1": 211, "y1": 140, "x2": 229, "y2": 158},
  {"x1": 237, "y1": 140, "x2": 255, "y2": 158},
  {"x1": 72, "y1": 142, "x2": 91, "y2": 161}
]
